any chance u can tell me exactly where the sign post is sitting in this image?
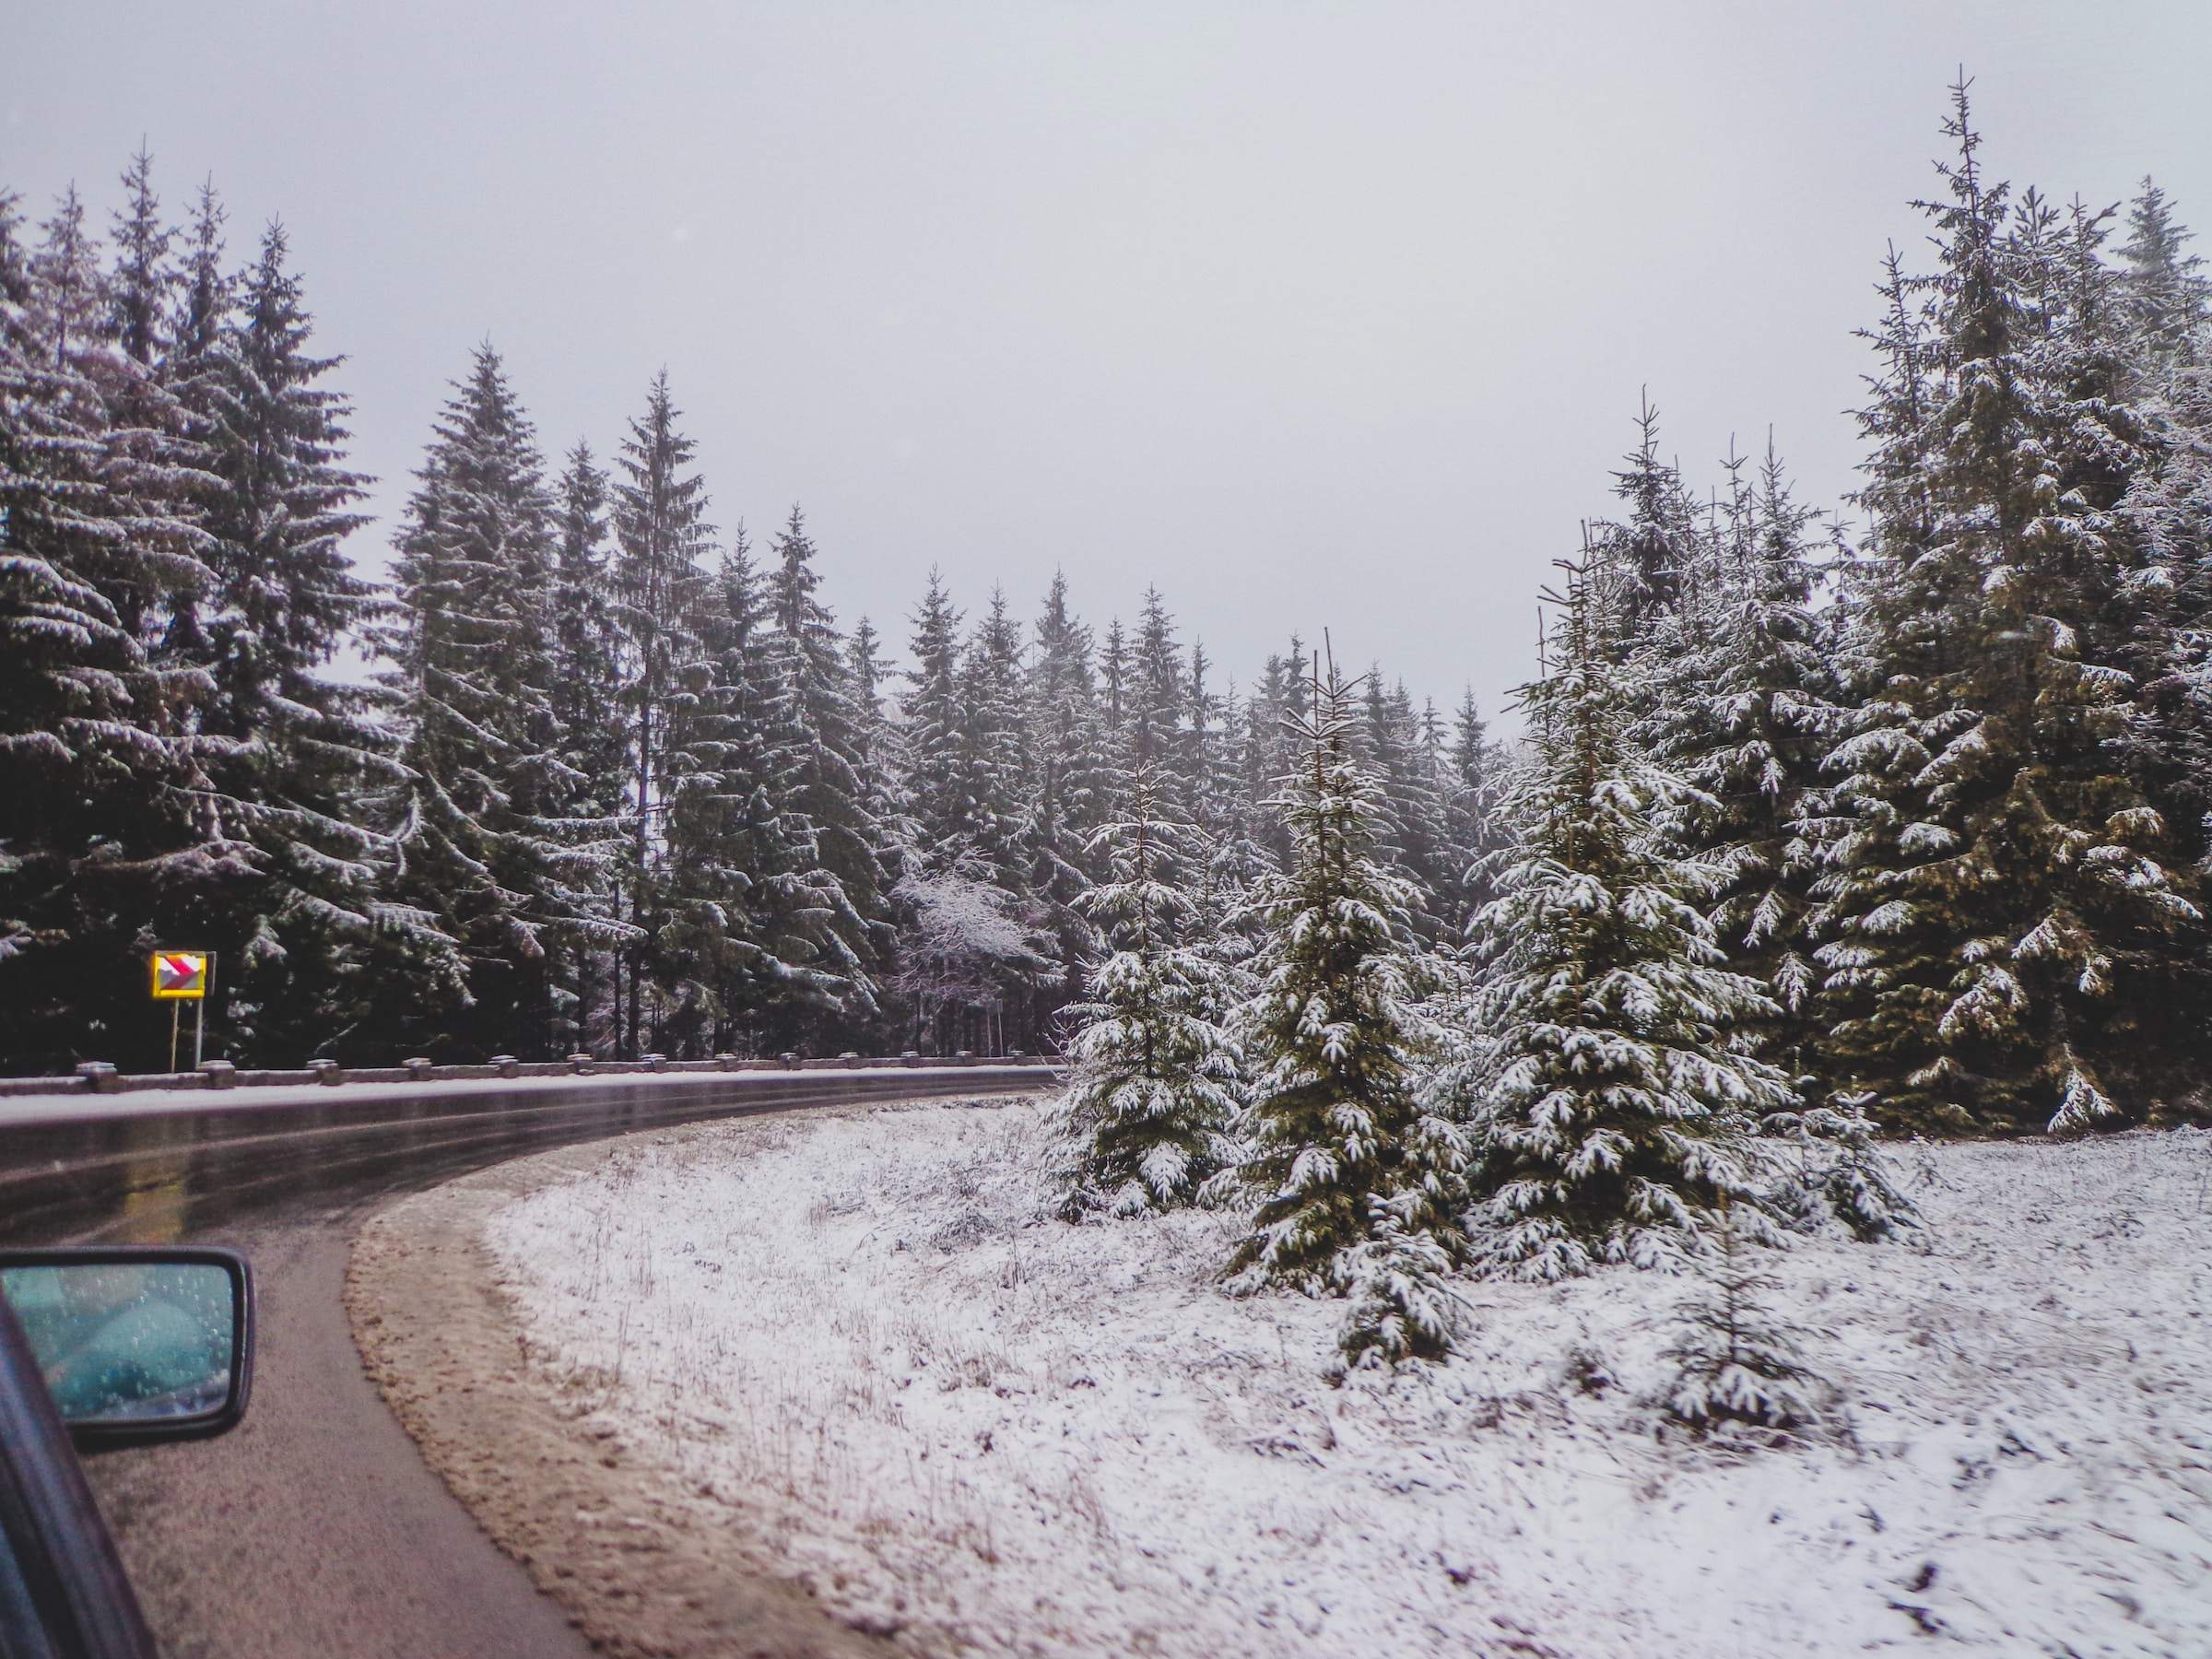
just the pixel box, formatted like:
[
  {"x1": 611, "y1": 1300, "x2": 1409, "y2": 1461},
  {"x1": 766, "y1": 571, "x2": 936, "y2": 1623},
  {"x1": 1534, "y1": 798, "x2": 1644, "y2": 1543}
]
[{"x1": 151, "y1": 950, "x2": 212, "y2": 1074}]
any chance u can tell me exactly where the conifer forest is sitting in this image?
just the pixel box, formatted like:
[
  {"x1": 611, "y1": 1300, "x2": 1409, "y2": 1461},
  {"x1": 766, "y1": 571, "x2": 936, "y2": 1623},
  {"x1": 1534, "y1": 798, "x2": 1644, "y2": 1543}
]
[
  {"x1": 6, "y1": 73, "x2": 2212, "y2": 1203},
  {"x1": 13, "y1": 30, "x2": 2212, "y2": 1645}
]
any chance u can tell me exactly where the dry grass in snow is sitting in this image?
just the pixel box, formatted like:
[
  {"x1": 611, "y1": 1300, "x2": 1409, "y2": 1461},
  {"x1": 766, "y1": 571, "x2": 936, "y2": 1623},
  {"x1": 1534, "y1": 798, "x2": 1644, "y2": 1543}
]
[{"x1": 485, "y1": 1098, "x2": 2212, "y2": 1657}]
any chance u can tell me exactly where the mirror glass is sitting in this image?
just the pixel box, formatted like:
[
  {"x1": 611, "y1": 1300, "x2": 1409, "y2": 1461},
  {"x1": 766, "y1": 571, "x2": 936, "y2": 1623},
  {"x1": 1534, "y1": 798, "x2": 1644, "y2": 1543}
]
[{"x1": 0, "y1": 1261, "x2": 237, "y2": 1426}]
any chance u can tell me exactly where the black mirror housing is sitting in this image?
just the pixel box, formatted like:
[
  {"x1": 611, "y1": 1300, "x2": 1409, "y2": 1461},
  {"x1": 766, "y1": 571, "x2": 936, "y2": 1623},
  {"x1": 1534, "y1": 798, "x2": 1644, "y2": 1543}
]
[{"x1": 0, "y1": 1247, "x2": 254, "y2": 1447}]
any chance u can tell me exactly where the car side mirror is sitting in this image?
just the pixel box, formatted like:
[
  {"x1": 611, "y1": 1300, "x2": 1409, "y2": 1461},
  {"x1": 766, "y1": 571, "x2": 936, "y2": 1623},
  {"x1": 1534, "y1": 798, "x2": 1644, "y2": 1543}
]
[{"x1": 0, "y1": 1248, "x2": 253, "y2": 1446}]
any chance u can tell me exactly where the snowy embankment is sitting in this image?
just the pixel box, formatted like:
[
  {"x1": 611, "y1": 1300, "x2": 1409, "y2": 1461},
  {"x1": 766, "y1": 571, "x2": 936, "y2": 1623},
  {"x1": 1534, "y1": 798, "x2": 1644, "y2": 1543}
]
[{"x1": 486, "y1": 1099, "x2": 2212, "y2": 1658}]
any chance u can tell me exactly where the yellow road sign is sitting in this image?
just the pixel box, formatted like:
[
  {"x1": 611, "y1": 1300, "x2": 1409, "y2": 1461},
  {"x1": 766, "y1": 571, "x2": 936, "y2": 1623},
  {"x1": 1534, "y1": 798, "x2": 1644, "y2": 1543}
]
[{"x1": 151, "y1": 951, "x2": 210, "y2": 1000}]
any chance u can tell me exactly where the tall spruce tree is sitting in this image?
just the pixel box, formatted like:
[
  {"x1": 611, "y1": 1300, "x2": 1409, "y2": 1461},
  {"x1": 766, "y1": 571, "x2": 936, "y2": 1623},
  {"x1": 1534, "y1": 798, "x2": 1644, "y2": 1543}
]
[
  {"x1": 374, "y1": 343, "x2": 609, "y2": 1057},
  {"x1": 1361, "y1": 671, "x2": 1452, "y2": 945},
  {"x1": 0, "y1": 186, "x2": 229, "y2": 1071},
  {"x1": 159, "y1": 179, "x2": 234, "y2": 670},
  {"x1": 760, "y1": 505, "x2": 888, "y2": 1041},
  {"x1": 1440, "y1": 688, "x2": 1506, "y2": 935},
  {"x1": 900, "y1": 568, "x2": 970, "y2": 865},
  {"x1": 958, "y1": 585, "x2": 1030, "y2": 895},
  {"x1": 2118, "y1": 178, "x2": 2210, "y2": 380},
  {"x1": 546, "y1": 441, "x2": 634, "y2": 1052},
  {"x1": 1600, "y1": 392, "x2": 1701, "y2": 641},
  {"x1": 193, "y1": 221, "x2": 420, "y2": 1061},
  {"x1": 1655, "y1": 441, "x2": 1838, "y2": 1075},
  {"x1": 1128, "y1": 587, "x2": 1189, "y2": 804},
  {"x1": 2119, "y1": 348, "x2": 2212, "y2": 1015},
  {"x1": 1808, "y1": 82, "x2": 2200, "y2": 1134},
  {"x1": 1098, "y1": 616, "x2": 1130, "y2": 749},
  {"x1": 1055, "y1": 762, "x2": 1241, "y2": 1217},
  {"x1": 653, "y1": 527, "x2": 812, "y2": 1053},
  {"x1": 608, "y1": 371, "x2": 716, "y2": 1055},
  {"x1": 1449, "y1": 557, "x2": 1794, "y2": 1280},
  {"x1": 100, "y1": 149, "x2": 218, "y2": 662},
  {"x1": 844, "y1": 613, "x2": 915, "y2": 926},
  {"x1": 1023, "y1": 571, "x2": 1114, "y2": 1023},
  {"x1": 1226, "y1": 652, "x2": 1465, "y2": 1308}
]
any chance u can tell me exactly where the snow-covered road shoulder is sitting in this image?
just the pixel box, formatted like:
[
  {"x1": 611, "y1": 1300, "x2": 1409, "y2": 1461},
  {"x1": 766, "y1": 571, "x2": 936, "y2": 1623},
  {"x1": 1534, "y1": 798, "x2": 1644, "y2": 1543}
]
[{"x1": 465, "y1": 1100, "x2": 2209, "y2": 1656}]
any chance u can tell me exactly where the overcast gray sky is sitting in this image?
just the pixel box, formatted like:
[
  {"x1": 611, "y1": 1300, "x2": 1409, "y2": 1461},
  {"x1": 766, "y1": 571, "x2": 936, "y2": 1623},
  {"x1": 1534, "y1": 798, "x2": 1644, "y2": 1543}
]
[{"x1": 11, "y1": 1, "x2": 2211, "y2": 723}]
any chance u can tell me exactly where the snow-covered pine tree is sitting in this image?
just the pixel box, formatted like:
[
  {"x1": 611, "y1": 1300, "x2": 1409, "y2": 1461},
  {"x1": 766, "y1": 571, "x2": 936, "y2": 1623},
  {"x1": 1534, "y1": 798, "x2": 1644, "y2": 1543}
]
[
  {"x1": 1658, "y1": 1198, "x2": 1832, "y2": 1435},
  {"x1": 758, "y1": 505, "x2": 890, "y2": 1045},
  {"x1": 1055, "y1": 761, "x2": 1241, "y2": 1217},
  {"x1": 894, "y1": 571, "x2": 1049, "y2": 1051},
  {"x1": 1128, "y1": 587, "x2": 1190, "y2": 808},
  {"x1": 1416, "y1": 694, "x2": 1459, "y2": 926},
  {"x1": 1439, "y1": 688, "x2": 1507, "y2": 933},
  {"x1": 98, "y1": 148, "x2": 218, "y2": 663},
  {"x1": 1361, "y1": 672, "x2": 1452, "y2": 946},
  {"x1": 2118, "y1": 345, "x2": 2212, "y2": 1030},
  {"x1": 957, "y1": 585, "x2": 1031, "y2": 900},
  {"x1": 1023, "y1": 571, "x2": 1115, "y2": 1024},
  {"x1": 1599, "y1": 391, "x2": 1701, "y2": 641},
  {"x1": 2117, "y1": 178, "x2": 2210, "y2": 382},
  {"x1": 1197, "y1": 676, "x2": 1272, "y2": 892},
  {"x1": 372, "y1": 342, "x2": 610, "y2": 1057},
  {"x1": 0, "y1": 188, "x2": 132, "y2": 1063},
  {"x1": 1763, "y1": 1093, "x2": 1920, "y2": 1243},
  {"x1": 1226, "y1": 650, "x2": 1465, "y2": 1329},
  {"x1": 1654, "y1": 440, "x2": 1839, "y2": 1077},
  {"x1": 1335, "y1": 1197, "x2": 1462, "y2": 1371},
  {"x1": 40, "y1": 160, "x2": 224, "y2": 721},
  {"x1": 770, "y1": 506, "x2": 888, "y2": 1013},
  {"x1": 653, "y1": 527, "x2": 812, "y2": 1053},
  {"x1": 2103, "y1": 193, "x2": 2212, "y2": 912},
  {"x1": 844, "y1": 613, "x2": 916, "y2": 935},
  {"x1": 1449, "y1": 553, "x2": 1794, "y2": 1280},
  {"x1": 190, "y1": 220, "x2": 421, "y2": 1062},
  {"x1": 1098, "y1": 616, "x2": 1130, "y2": 750},
  {"x1": 1628, "y1": 440, "x2": 1744, "y2": 770},
  {"x1": 1240, "y1": 638, "x2": 1307, "y2": 875},
  {"x1": 900, "y1": 568, "x2": 971, "y2": 862},
  {"x1": 1186, "y1": 661, "x2": 1271, "y2": 1010},
  {"x1": 105, "y1": 149, "x2": 169, "y2": 367},
  {"x1": 608, "y1": 371, "x2": 717, "y2": 1055},
  {"x1": 846, "y1": 615, "x2": 889, "y2": 737},
  {"x1": 1186, "y1": 641, "x2": 1245, "y2": 854},
  {"x1": 0, "y1": 185, "x2": 230, "y2": 1072},
  {"x1": 1191, "y1": 693, "x2": 1271, "y2": 1030},
  {"x1": 1807, "y1": 82, "x2": 2200, "y2": 1134},
  {"x1": 157, "y1": 178, "x2": 234, "y2": 670},
  {"x1": 546, "y1": 441, "x2": 635, "y2": 1053}
]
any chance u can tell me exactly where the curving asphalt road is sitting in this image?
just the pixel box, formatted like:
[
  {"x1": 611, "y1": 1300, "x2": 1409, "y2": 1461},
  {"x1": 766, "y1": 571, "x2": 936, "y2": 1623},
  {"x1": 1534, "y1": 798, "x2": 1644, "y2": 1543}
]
[{"x1": 0, "y1": 1066, "x2": 1050, "y2": 1658}]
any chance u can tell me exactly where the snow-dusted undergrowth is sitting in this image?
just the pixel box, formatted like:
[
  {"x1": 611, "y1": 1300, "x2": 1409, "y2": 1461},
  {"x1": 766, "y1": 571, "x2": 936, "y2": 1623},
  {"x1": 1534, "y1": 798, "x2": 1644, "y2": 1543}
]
[{"x1": 487, "y1": 1100, "x2": 2212, "y2": 1657}]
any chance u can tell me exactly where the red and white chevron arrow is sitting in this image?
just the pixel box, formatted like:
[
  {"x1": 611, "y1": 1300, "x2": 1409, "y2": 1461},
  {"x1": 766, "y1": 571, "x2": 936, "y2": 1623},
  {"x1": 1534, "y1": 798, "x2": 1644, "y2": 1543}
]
[{"x1": 154, "y1": 952, "x2": 207, "y2": 996}]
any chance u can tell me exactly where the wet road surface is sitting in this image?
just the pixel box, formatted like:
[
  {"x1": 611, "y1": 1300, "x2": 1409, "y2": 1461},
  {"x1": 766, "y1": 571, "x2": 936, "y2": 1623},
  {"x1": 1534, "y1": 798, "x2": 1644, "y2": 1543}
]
[{"x1": 0, "y1": 1067, "x2": 1048, "y2": 1658}]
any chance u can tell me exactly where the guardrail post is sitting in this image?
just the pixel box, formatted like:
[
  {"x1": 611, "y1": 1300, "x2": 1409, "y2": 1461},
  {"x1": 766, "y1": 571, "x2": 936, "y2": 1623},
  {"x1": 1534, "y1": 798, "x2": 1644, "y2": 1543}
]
[
  {"x1": 901, "y1": 1051, "x2": 921, "y2": 1067},
  {"x1": 714, "y1": 1053, "x2": 737, "y2": 1071},
  {"x1": 75, "y1": 1062, "x2": 120, "y2": 1094},
  {"x1": 308, "y1": 1058, "x2": 344, "y2": 1087},
  {"x1": 199, "y1": 1059, "x2": 236, "y2": 1088},
  {"x1": 490, "y1": 1054, "x2": 521, "y2": 1078},
  {"x1": 403, "y1": 1057, "x2": 434, "y2": 1082},
  {"x1": 567, "y1": 1052, "x2": 594, "y2": 1075},
  {"x1": 779, "y1": 1052, "x2": 798, "y2": 1068},
  {"x1": 642, "y1": 1052, "x2": 667, "y2": 1073}
]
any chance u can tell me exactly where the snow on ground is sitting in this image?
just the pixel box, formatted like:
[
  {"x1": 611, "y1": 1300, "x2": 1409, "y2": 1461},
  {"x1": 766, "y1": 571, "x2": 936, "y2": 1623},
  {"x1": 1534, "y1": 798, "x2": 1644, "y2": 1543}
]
[{"x1": 485, "y1": 1100, "x2": 2212, "y2": 1658}]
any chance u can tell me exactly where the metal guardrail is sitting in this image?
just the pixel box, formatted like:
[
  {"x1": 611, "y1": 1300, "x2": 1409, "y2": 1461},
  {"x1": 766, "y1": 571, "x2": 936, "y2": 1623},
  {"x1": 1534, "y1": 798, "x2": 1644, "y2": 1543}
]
[{"x1": 0, "y1": 1052, "x2": 1057, "y2": 1100}]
